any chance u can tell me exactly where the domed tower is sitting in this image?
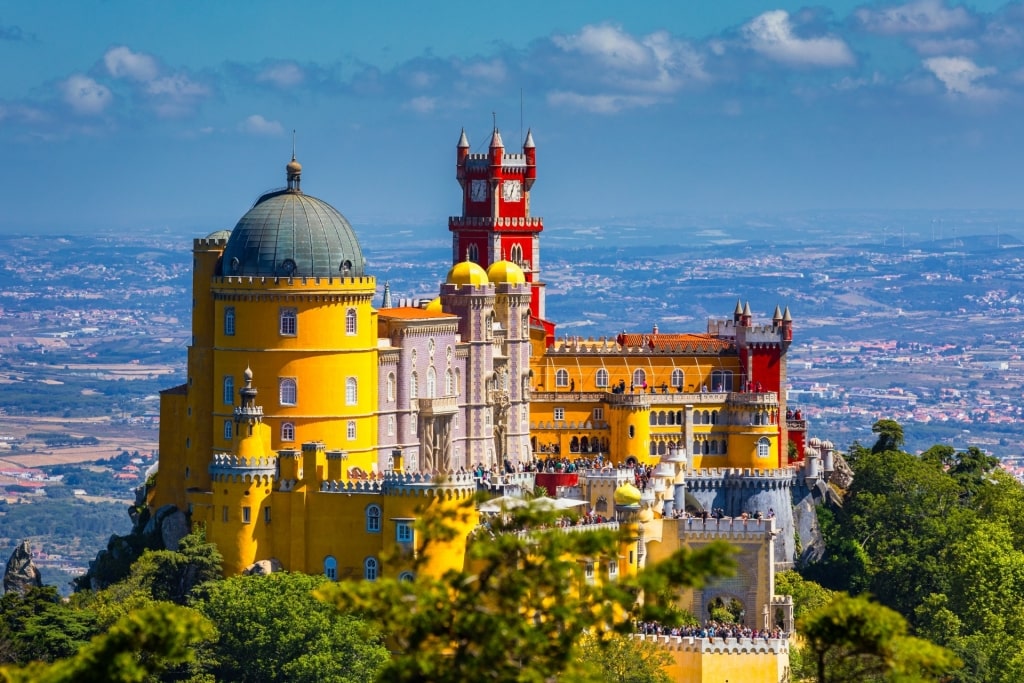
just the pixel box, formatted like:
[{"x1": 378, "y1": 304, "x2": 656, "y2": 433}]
[
  {"x1": 450, "y1": 127, "x2": 546, "y2": 320},
  {"x1": 486, "y1": 259, "x2": 532, "y2": 465},
  {"x1": 614, "y1": 482, "x2": 644, "y2": 578},
  {"x1": 154, "y1": 155, "x2": 379, "y2": 511}
]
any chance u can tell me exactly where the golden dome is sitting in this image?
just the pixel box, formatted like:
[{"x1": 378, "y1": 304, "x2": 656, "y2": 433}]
[
  {"x1": 425, "y1": 297, "x2": 443, "y2": 312},
  {"x1": 613, "y1": 482, "x2": 642, "y2": 506},
  {"x1": 446, "y1": 259, "x2": 489, "y2": 286},
  {"x1": 486, "y1": 260, "x2": 526, "y2": 285},
  {"x1": 286, "y1": 157, "x2": 302, "y2": 175}
]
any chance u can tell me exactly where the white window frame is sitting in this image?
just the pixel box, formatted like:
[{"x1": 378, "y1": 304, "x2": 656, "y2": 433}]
[
  {"x1": 554, "y1": 407, "x2": 565, "y2": 421},
  {"x1": 593, "y1": 407, "x2": 604, "y2": 421},
  {"x1": 595, "y1": 368, "x2": 609, "y2": 388},
  {"x1": 632, "y1": 369, "x2": 646, "y2": 387},
  {"x1": 757, "y1": 437, "x2": 771, "y2": 459},
  {"x1": 279, "y1": 378, "x2": 297, "y2": 406},
  {"x1": 279, "y1": 307, "x2": 297, "y2": 336},
  {"x1": 281, "y1": 422, "x2": 295, "y2": 442},
  {"x1": 347, "y1": 420, "x2": 356, "y2": 441},
  {"x1": 555, "y1": 369, "x2": 569, "y2": 387},
  {"x1": 671, "y1": 368, "x2": 684, "y2": 389},
  {"x1": 346, "y1": 377, "x2": 358, "y2": 406},
  {"x1": 345, "y1": 308, "x2": 357, "y2": 335}
]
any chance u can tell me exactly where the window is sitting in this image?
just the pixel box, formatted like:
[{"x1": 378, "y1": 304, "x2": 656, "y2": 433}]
[
  {"x1": 396, "y1": 521, "x2": 413, "y2": 543},
  {"x1": 223, "y1": 420, "x2": 232, "y2": 440},
  {"x1": 711, "y1": 370, "x2": 733, "y2": 392},
  {"x1": 387, "y1": 415, "x2": 395, "y2": 436},
  {"x1": 223, "y1": 376, "x2": 234, "y2": 405},
  {"x1": 510, "y1": 243, "x2": 523, "y2": 264},
  {"x1": 366, "y1": 505, "x2": 382, "y2": 532},
  {"x1": 264, "y1": 506, "x2": 272, "y2": 524},
  {"x1": 554, "y1": 407, "x2": 565, "y2": 421},
  {"x1": 224, "y1": 307, "x2": 235, "y2": 336},
  {"x1": 467, "y1": 243, "x2": 479, "y2": 263},
  {"x1": 593, "y1": 407, "x2": 604, "y2": 421},
  {"x1": 596, "y1": 368, "x2": 609, "y2": 388},
  {"x1": 346, "y1": 377, "x2": 358, "y2": 405},
  {"x1": 671, "y1": 368, "x2": 684, "y2": 389},
  {"x1": 628, "y1": 425, "x2": 635, "y2": 438},
  {"x1": 345, "y1": 308, "x2": 357, "y2": 335},
  {"x1": 757, "y1": 437, "x2": 771, "y2": 459},
  {"x1": 555, "y1": 369, "x2": 569, "y2": 387},
  {"x1": 387, "y1": 373, "x2": 396, "y2": 402},
  {"x1": 427, "y1": 367, "x2": 436, "y2": 397},
  {"x1": 347, "y1": 420, "x2": 356, "y2": 441},
  {"x1": 399, "y1": 572, "x2": 415, "y2": 582},
  {"x1": 364, "y1": 557, "x2": 379, "y2": 581},
  {"x1": 585, "y1": 562, "x2": 595, "y2": 583},
  {"x1": 324, "y1": 556, "x2": 337, "y2": 580},
  {"x1": 632, "y1": 369, "x2": 647, "y2": 388},
  {"x1": 279, "y1": 378, "x2": 297, "y2": 406},
  {"x1": 410, "y1": 372, "x2": 418, "y2": 399},
  {"x1": 609, "y1": 561, "x2": 618, "y2": 579},
  {"x1": 221, "y1": 506, "x2": 228, "y2": 523},
  {"x1": 455, "y1": 369, "x2": 461, "y2": 396},
  {"x1": 445, "y1": 370, "x2": 454, "y2": 396},
  {"x1": 279, "y1": 308, "x2": 297, "y2": 336},
  {"x1": 242, "y1": 506, "x2": 251, "y2": 524},
  {"x1": 281, "y1": 422, "x2": 295, "y2": 442}
]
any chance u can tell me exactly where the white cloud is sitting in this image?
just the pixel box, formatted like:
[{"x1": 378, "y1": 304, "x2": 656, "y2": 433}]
[
  {"x1": 923, "y1": 56, "x2": 1000, "y2": 100},
  {"x1": 546, "y1": 91, "x2": 658, "y2": 114},
  {"x1": 145, "y1": 74, "x2": 210, "y2": 117},
  {"x1": 60, "y1": 74, "x2": 112, "y2": 115},
  {"x1": 104, "y1": 46, "x2": 159, "y2": 82},
  {"x1": 742, "y1": 10, "x2": 855, "y2": 67},
  {"x1": 405, "y1": 96, "x2": 438, "y2": 114},
  {"x1": 856, "y1": 0, "x2": 975, "y2": 35},
  {"x1": 257, "y1": 63, "x2": 305, "y2": 88},
  {"x1": 551, "y1": 23, "x2": 707, "y2": 96},
  {"x1": 238, "y1": 114, "x2": 283, "y2": 136},
  {"x1": 459, "y1": 59, "x2": 507, "y2": 82}
]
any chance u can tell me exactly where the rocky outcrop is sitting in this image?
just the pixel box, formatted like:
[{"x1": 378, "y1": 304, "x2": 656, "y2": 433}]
[
  {"x1": 243, "y1": 558, "x2": 283, "y2": 576},
  {"x1": 4, "y1": 540, "x2": 43, "y2": 595},
  {"x1": 144, "y1": 504, "x2": 189, "y2": 552},
  {"x1": 830, "y1": 452, "x2": 854, "y2": 491}
]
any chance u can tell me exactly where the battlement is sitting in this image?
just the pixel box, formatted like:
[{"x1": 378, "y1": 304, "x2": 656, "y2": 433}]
[
  {"x1": 193, "y1": 237, "x2": 228, "y2": 249},
  {"x1": 319, "y1": 470, "x2": 483, "y2": 496},
  {"x1": 686, "y1": 467, "x2": 797, "y2": 491},
  {"x1": 678, "y1": 516, "x2": 776, "y2": 539},
  {"x1": 209, "y1": 453, "x2": 278, "y2": 482},
  {"x1": 448, "y1": 216, "x2": 543, "y2": 230},
  {"x1": 212, "y1": 275, "x2": 376, "y2": 290},
  {"x1": 633, "y1": 634, "x2": 788, "y2": 655},
  {"x1": 579, "y1": 468, "x2": 636, "y2": 483}
]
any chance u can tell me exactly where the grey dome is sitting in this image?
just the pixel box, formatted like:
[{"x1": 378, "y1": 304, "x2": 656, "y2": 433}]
[{"x1": 221, "y1": 164, "x2": 365, "y2": 279}]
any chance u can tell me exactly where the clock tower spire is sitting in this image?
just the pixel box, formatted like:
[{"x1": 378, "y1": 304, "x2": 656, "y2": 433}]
[{"x1": 449, "y1": 125, "x2": 546, "y2": 321}]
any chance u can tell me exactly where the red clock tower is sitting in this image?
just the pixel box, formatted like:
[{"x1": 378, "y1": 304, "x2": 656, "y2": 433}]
[{"x1": 450, "y1": 127, "x2": 546, "y2": 321}]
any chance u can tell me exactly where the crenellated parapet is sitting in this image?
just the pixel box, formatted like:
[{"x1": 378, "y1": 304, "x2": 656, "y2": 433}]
[
  {"x1": 678, "y1": 516, "x2": 777, "y2": 540},
  {"x1": 193, "y1": 236, "x2": 229, "y2": 250},
  {"x1": 632, "y1": 634, "x2": 789, "y2": 655},
  {"x1": 209, "y1": 453, "x2": 278, "y2": 483},
  {"x1": 319, "y1": 470, "x2": 481, "y2": 498},
  {"x1": 448, "y1": 216, "x2": 543, "y2": 230},
  {"x1": 687, "y1": 467, "x2": 797, "y2": 491}
]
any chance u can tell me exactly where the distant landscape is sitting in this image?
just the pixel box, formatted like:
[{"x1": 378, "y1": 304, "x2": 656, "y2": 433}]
[{"x1": 3, "y1": 209, "x2": 1024, "y2": 583}]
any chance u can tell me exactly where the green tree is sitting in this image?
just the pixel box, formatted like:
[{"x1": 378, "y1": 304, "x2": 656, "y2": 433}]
[
  {"x1": 0, "y1": 603, "x2": 212, "y2": 683},
  {"x1": 801, "y1": 593, "x2": 961, "y2": 683},
  {"x1": 0, "y1": 586, "x2": 98, "y2": 664},
  {"x1": 572, "y1": 632, "x2": 672, "y2": 683},
  {"x1": 870, "y1": 419, "x2": 904, "y2": 454},
  {"x1": 318, "y1": 497, "x2": 734, "y2": 683},
  {"x1": 192, "y1": 571, "x2": 389, "y2": 683}
]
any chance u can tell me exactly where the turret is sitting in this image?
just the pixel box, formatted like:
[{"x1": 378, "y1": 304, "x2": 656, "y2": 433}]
[
  {"x1": 489, "y1": 127, "x2": 504, "y2": 178},
  {"x1": 524, "y1": 129, "x2": 536, "y2": 190},
  {"x1": 741, "y1": 301, "x2": 753, "y2": 328},
  {"x1": 733, "y1": 299, "x2": 743, "y2": 324},
  {"x1": 456, "y1": 128, "x2": 469, "y2": 186},
  {"x1": 772, "y1": 305, "x2": 783, "y2": 328},
  {"x1": 781, "y1": 306, "x2": 793, "y2": 342}
]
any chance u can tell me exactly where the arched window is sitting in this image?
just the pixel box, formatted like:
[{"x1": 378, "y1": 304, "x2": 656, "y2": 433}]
[
  {"x1": 670, "y1": 368, "x2": 684, "y2": 389},
  {"x1": 224, "y1": 307, "x2": 235, "y2": 336},
  {"x1": 399, "y1": 571, "x2": 415, "y2": 582},
  {"x1": 387, "y1": 373, "x2": 396, "y2": 402},
  {"x1": 632, "y1": 369, "x2": 646, "y2": 388},
  {"x1": 410, "y1": 372, "x2": 418, "y2": 399},
  {"x1": 467, "y1": 243, "x2": 479, "y2": 263},
  {"x1": 596, "y1": 368, "x2": 609, "y2": 388},
  {"x1": 279, "y1": 308, "x2": 297, "y2": 336},
  {"x1": 346, "y1": 377, "x2": 358, "y2": 405},
  {"x1": 347, "y1": 420, "x2": 356, "y2": 440},
  {"x1": 387, "y1": 415, "x2": 395, "y2": 436},
  {"x1": 649, "y1": 412, "x2": 657, "y2": 426},
  {"x1": 510, "y1": 243, "x2": 523, "y2": 264},
  {"x1": 445, "y1": 369, "x2": 454, "y2": 396},
  {"x1": 427, "y1": 367, "x2": 436, "y2": 398},
  {"x1": 455, "y1": 369, "x2": 461, "y2": 396},
  {"x1": 223, "y1": 420, "x2": 232, "y2": 440},
  {"x1": 345, "y1": 308, "x2": 357, "y2": 335},
  {"x1": 757, "y1": 437, "x2": 771, "y2": 458},
  {"x1": 710, "y1": 440, "x2": 719, "y2": 454},
  {"x1": 223, "y1": 376, "x2": 234, "y2": 405},
  {"x1": 658, "y1": 411, "x2": 667, "y2": 426},
  {"x1": 703, "y1": 410, "x2": 711, "y2": 424},
  {"x1": 279, "y1": 378, "x2": 297, "y2": 406},
  {"x1": 711, "y1": 410, "x2": 719, "y2": 425},
  {"x1": 721, "y1": 439, "x2": 728, "y2": 454},
  {"x1": 649, "y1": 442, "x2": 657, "y2": 456},
  {"x1": 364, "y1": 557, "x2": 378, "y2": 581},
  {"x1": 366, "y1": 504, "x2": 381, "y2": 532},
  {"x1": 555, "y1": 369, "x2": 569, "y2": 388},
  {"x1": 281, "y1": 422, "x2": 295, "y2": 442},
  {"x1": 323, "y1": 556, "x2": 337, "y2": 580}
]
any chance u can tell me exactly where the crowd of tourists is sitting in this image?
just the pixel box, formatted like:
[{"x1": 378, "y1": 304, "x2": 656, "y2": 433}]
[{"x1": 636, "y1": 620, "x2": 785, "y2": 641}]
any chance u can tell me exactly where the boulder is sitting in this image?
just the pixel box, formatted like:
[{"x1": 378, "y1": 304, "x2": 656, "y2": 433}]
[
  {"x1": 243, "y1": 558, "x2": 283, "y2": 576},
  {"x1": 4, "y1": 540, "x2": 43, "y2": 595},
  {"x1": 160, "y1": 509, "x2": 189, "y2": 551}
]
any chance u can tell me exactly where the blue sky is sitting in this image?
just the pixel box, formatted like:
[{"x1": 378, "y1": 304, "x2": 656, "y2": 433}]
[{"x1": 2, "y1": 0, "x2": 1024, "y2": 234}]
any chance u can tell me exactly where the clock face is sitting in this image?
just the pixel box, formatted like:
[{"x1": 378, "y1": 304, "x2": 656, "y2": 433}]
[
  {"x1": 470, "y1": 179, "x2": 488, "y2": 202},
  {"x1": 502, "y1": 180, "x2": 522, "y2": 202}
]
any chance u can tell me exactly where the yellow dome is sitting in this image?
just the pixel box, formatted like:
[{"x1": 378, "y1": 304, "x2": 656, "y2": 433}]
[
  {"x1": 486, "y1": 260, "x2": 526, "y2": 284},
  {"x1": 446, "y1": 259, "x2": 489, "y2": 286},
  {"x1": 425, "y1": 297, "x2": 443, "y2": 312},
  {"x1": 613, "y1": 482, "x2": 642, "y2": 506}
]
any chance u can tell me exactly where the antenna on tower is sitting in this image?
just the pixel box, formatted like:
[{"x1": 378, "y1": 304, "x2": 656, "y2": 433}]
[
  {"x1": 291, "y1": 130, "x2": 296, "y2": 159},
  {"x1": 492, "y1": 111, "x2": 497, "y2": 130},
  {"x1": 520, "y1": 88, "x2": 524, "y2": 146}
]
